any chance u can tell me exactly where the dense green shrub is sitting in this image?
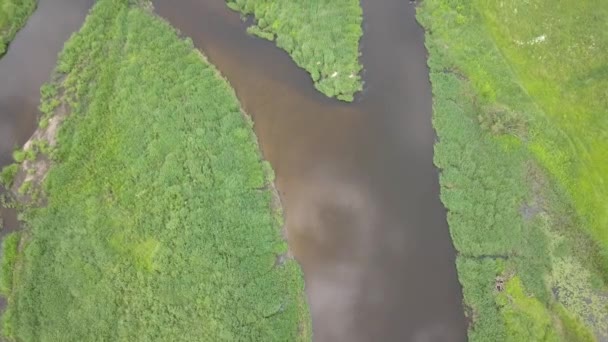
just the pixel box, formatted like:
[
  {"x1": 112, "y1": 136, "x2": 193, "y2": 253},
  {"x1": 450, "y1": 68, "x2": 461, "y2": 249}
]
[
  {"x1": 418, "y1": 1, "x2": 607, "y2": 340},
  {"x1": 0, "y1": 164, "x2": 19, "y2": 188},
  {"x1": 2, "y1": 0, "x2": 310, "y2": 340},
  {"x1": 0, "y1": 232, "x2": 20, "y2": 339},
  {"x1": 0, "y1": 233, "x2": 20, "y2": 295},
  {"x1": 11, "y1": 150, "x2": 26, "y2": 163},
  {"x1": 226, "y1": 0, "x2": 363, "y2": 101}
]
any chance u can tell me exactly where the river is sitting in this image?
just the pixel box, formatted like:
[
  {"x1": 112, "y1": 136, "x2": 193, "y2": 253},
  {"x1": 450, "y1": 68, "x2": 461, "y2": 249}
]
[{"x1": 0, "y1": 0, "x2": 467, "y2": 340}]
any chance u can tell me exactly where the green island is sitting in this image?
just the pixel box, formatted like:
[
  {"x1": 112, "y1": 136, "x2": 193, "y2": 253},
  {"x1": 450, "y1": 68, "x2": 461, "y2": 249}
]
[
  {"x1": 0, "y1": 0, "x2": 310, "y2": 340},
  {"x1": 418, "y1": 1, "x2": 607, "y2": 341},
  {"x1": 0, "y1": 0, "x2": 36, "y2": 56},
  {"x1": 226, "y1": 0, "x2": 363, "y2": 101}
]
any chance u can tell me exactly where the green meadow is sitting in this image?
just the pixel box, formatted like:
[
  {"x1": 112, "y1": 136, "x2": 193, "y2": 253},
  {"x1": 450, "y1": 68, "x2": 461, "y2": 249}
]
[
  {"x1": 418, "y1": 0, "x2": 607, "y2": 341},
  {"x1": 0, "y1": 0, "x2": 310, "y2": 340},
  {"x1": 226, "y1": 0, "x2": 363, "y2": 101},
  {"x1": 0, "y1": 0, "x2": 36, "y2": 56}
]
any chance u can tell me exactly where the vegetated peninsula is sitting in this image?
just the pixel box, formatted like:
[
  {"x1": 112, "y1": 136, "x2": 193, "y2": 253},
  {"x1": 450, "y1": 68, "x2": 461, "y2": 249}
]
[
  {"x1": 0, "y1": 0, "x2": 310, "y2": 340},
  {"x1": 418, "y1": 1, "x2": 607, "y2": 341},
  {"x1": 226, "y1": 0, "x2": 363, "y2": 101},
  {"x1": 0, "y1": 0, "x2": 36, "y2": 55}
]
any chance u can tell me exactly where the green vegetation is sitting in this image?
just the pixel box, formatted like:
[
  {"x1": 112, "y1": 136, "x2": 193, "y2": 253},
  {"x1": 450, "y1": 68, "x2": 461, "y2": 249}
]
[
  {"x1": 1, "y1": 0, "x2": 310, "y2": 340},
  {"x1": 11, "y1": 148, "x2": 35, "y2": 164},
  {"x1": 418, "y1": 1, "x2": 607, "y2": 340},
  {"x1": 226, "y1": 0, "x2": 363, "y2": 101},
  {"x1": 0, "y1": 232, "x2": 20, "y2": 338},
  {"x1": 0, "y1": 232, "x2": 20, "y2": 295},
  {"x1": 0, "y1": 0, "x2": 36, "y2": 56},
  {"x1": 0, "y1": 164, "x2": 19, "y2": 188}
]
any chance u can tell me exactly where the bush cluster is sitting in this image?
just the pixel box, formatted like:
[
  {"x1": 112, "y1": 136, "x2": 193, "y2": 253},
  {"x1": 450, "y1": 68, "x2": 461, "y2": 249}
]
[{"x1": 226, "y1": 0, "x2": 363, "y2": 101}]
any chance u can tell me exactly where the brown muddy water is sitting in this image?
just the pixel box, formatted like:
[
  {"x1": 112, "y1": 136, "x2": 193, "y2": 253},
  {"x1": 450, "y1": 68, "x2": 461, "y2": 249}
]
[
  {"x1": 0, "y1": 0, "x2": 468, "y2": 340},
  {"x1": 154, "y1": 1, "x2": 467, "y2": 341}
]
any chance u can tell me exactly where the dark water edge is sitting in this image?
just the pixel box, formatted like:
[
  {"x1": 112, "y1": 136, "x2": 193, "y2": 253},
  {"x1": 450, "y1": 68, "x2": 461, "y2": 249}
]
[{"x1": 153, "y1": 1, "x2": 468, "y2": 341}]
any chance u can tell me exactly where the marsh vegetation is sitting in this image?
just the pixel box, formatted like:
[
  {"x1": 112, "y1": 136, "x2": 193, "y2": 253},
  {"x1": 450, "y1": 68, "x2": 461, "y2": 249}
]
[
  {"x1": 226, "y1": 0, "x2": 363, "y2": 101},
  {"x1": 0, "y1": 0, "x2": 310, "y2": 340},
  {"x1": 1, "y1": 0, "x2": 604, "y2": 340},
  {"x1": 418, "y1": 1, "x2": 608, "y2": 340}
]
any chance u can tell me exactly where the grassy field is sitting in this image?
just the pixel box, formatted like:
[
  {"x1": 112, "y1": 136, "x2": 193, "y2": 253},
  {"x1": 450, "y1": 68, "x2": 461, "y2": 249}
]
[
  {"x1": 0, "y1": 0, "x2": 310, "y2": 340},
  {"x1": 0, "y1": 0, "x2": 36, "y2": 56},
  {"x1": 418, "y1": 1, "x2": 607, "y2": 341},
  {"x1": 225, "y1": 0, "x2": 363, "y2": 101}
]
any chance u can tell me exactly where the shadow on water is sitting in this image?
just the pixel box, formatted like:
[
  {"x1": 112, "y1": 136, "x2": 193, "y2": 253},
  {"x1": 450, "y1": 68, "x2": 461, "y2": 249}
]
[
  {"x1": 0, "y1": 0, "x2": 93, "y2": 261},
  {"x1": 153, "y1": 0, "x2": 468, "y2": 341}
]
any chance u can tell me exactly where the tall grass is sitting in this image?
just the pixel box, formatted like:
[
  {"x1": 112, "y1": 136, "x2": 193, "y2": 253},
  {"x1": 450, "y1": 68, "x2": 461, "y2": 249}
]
[
  {"x1": 226, "y1": 0, "x2": 363, "y2": 101},
  {"x1": 0, "y1": 0, "x2": 36, "y2": 56},
  {"x1": 1, "y1": 0, "x2": 310, "y2": 340},
  {"x1": 0, "y1": 233, "x2": 20, "y2": 295},
  {"x1": 418, "y1": 1, "x2": 607, "y2": 340}
]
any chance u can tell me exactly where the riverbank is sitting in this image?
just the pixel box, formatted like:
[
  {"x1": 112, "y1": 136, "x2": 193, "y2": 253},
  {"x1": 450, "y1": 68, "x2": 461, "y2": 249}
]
[
  {"x1": 0, "y1": 0, "x2": 36, "y2": 56},
  {"x1": 0, "y1": 0, "x2": 310, "y2": 340},
  {"x1": 226, "y1": 0, "x2": 363, "y2": 101},
  {"x1": 418, "y1": 1, "x2": 607, "y2": 340}
]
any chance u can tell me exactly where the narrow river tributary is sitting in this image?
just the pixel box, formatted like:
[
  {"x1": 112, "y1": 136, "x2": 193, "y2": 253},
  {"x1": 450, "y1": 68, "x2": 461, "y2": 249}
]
[{"x1": 0, "y1": 0, "x2": 468, "y2": 340}]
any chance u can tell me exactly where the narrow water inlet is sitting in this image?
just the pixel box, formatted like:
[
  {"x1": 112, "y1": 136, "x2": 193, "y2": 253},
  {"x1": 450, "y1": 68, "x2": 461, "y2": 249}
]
[{"x1": 153, "y1": 0, "x2": 468, "y2": 341}]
